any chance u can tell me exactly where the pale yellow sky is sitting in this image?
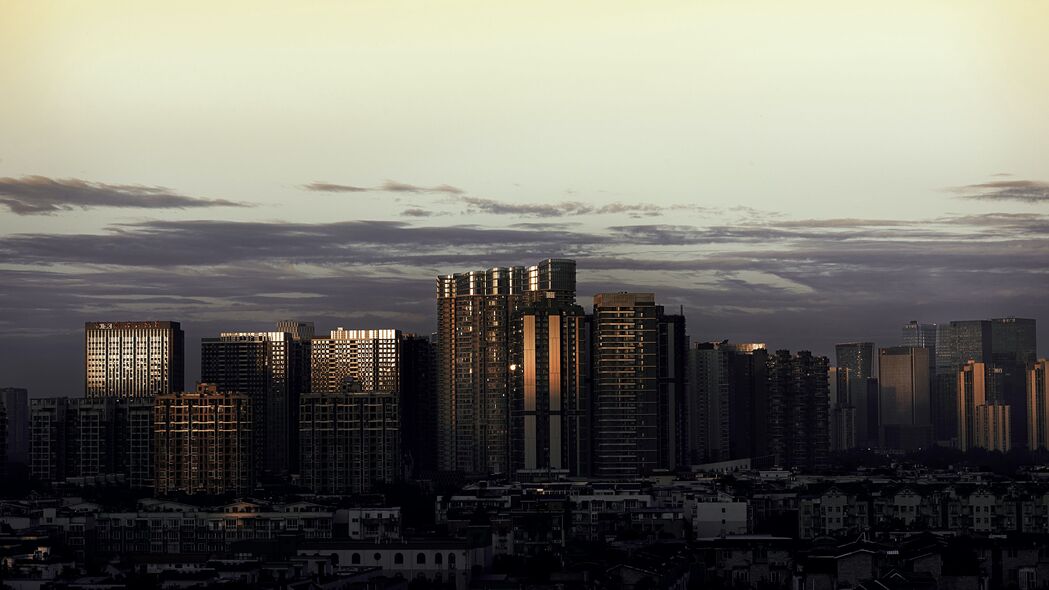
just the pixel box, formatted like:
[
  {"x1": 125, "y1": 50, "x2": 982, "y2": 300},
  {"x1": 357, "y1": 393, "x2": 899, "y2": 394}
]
[{"x1": 2, "y1": 0, "x2": 1048, "y2": 236}]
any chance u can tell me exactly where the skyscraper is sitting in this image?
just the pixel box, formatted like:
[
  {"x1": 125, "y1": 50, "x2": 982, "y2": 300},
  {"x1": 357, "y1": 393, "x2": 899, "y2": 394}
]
[
  {"x1": 1, "y1": 388, "x2": 29, "y2": 465},
  {"x1": 957, "y1": 361, "x2": 1004, "y2": 452},
  {"x1": 591, "y1": 292, "x2": 659, "y2": 478},
  {"x1": 878, "y1": 347, "x2": 932, "y2": 450},
  {"x1": 834, "y1": 342, "x2": 874, "y2": 447},
  {"x1": 154, "y1": 384, "x2": 253, "y2": 495},
  {"x1": 688, "y1": 341, "x2": 768, "y2": 463},
  {"x1": 436, "y1": 259, "x2": 576, "y2": 475},
  {"x1": 1028, "y1": 360, "x2": 1049, "y2": 451},
  {"x1": 509, "y1": 296, "x2": 590, "y2": 477},
  {"x1": 659, "y1": 313, "x2": 689, "y2": 470},
  {"x1": 299, "y1": 386, "x2": 400, "y2": 494},
  {"x1": 828, "y1": 367, "x2": 856, "y2": 452},
  {"x1": 201, "y1": 331, "x2": 305, "y2": 478},
  {"x1": 85, "y1": 321, "x2": 184, "y2": 398},
  {"x1": 991, "y1": 317, "x2": 1037, "y2": 449},
  {"x1": 401, "y1": 333, "x2": 437, "y2": 476},
  {"x1": 767, "y1": 350, "x2": 830, "y2": 471}
]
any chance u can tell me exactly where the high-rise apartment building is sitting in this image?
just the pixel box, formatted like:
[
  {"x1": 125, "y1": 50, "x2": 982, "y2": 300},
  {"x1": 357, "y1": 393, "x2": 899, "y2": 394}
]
[
  {"x1": 688, "y1": 341, "x2": 768, "y2": 463},
  {"x1": 201, "y1": 331, "x2": 307, "y2": 478},
  {"x1": 29, "y1": 397, "x2": 154, "y2": 486},
  {"x1": 975, "y1": 403, "x2": 1011, "y2": 452},
  {"x1": 0, "y1": 400, "x2": 6, "y2": 477},
  {"x1": 590, "y1": 293, "x2": 687, "y2": 477},
  {"x1": 1029, "y1": 360, "x2": 1049, "y2": 451},
  {"x1": 311, "y1": 329, "x2": 402, "y2": 394},
  {"x1": 299, "y1": 387, "x2": 400, "y2": 494},
  {"x1": 508, "y1": 297, "x2": 590, "y2": 477},
  {"x1": 1, "y1": 388, "x2": 29, "y2": 465},
  {"x1": 878, "y1": 347, "x2": 932, "y2": 450},
  {"x1": 436, "y1": 259, "x2": 576, "y2": 475},
  {"x1": 767, "y1": 350, "x2": 830, "y2": 471},
  {"x1": 834, "y1": 343, "x2": 875, "y2": 448},
  {"x1": 154, "y1": 384, "x2": 253, "y2": 495},
  {"x1": 401, "y1": 334, "x2": 437, "y2": 476},
  {"x1": 85, "y1": 321, "x2": 184, "y2": 398},
  {"x1": 957, "y1": 361, "x2": 1004, "y2": 451}
]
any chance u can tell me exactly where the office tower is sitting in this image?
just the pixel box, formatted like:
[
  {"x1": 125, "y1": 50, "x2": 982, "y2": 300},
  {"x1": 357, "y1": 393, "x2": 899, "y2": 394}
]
[
  {"x1": 436, "y1": 258, "x2": 576, "y2": 475},
  {"x1": 834, "y1": 343, "x2": 874, "y2": 447},
  {"x1": 28, "y1": 398, "x2": 154, "y2": 486},
  {"x1": 509, "y1": 297, "x2": 590, "y2": 477},
  {"x1": 201, "y1": 331, "x2": 306, "y2": 478},
  {"x1": 902, "y1": 322, "x2": 938, "y2": 358},
  {"x1": 991, "y1": 318, "x2": 1037, "y2": 449},
  {"x1": 590, "y1": 292, "x2": 662, "y2": 477},
  {"x1": 975, "y1": 404, "x2": 1011, "y2": 452},
  {"x1": 688, "y1": 341, "x2": 768, "y2": 463},
  {"x1": 766, "y1": 350, "x2": 830, "y2": 471},
  {"x1": 85, "y1": 321, "x2": 185, "y2": 398},
  {"x1": 401, "y1": 334, "x2": 437, "y2": 476},
  {"x1": 659, "y1": 313, "x2": 689, "y2": 470},
  {"x1": 829, "y1": 367, "x2": 856, "y2": 452},
  {"x1": 1029, "y1": 360, "x2": 1049, "y2": 451},
  {"x1": 299, "y1": 385, "x2": 400, "y2": 495},
  {"x1": 154, "y1": 384, "x2": 253, "y2": 495},
  {"x1": 1, "y1": 388, "x2": 29, "y2": 465},
  {"x1": 901, "y1": 321, "x2": 945, "y2": 441},
  {"x1": 950, "y1": 320, "x2": 993, "y2": 367},
  {"x1": 878, "y1": 347, "x2": 932, "y2": 450},
  {"x1": 310, "y1": 328, "x2": 402, "y2": 393},
  {"x1": 957, "y1": 361, "x2": 1004, "y2": 451}
]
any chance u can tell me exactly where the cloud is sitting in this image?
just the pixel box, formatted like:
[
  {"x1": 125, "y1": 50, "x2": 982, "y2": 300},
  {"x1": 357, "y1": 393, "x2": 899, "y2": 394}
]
[
  {"x1": 459, "y1": 196, "x2": 678, "y2": 218},
  {"x1": 0, "y1": 175, "x2": 249, "y2": 215},
  {"x1": 952, "y1": 180, "x2": 1049, "y2": 203},
  {"x1": 303, "y1": 180, "x2": 465, "y2": 195},
  {"x1": 301, "y1": 182, "x2": 369, "y2": 192},
  {"x1": 401, "y1": 207, "x2": 437, "y2": 217}
]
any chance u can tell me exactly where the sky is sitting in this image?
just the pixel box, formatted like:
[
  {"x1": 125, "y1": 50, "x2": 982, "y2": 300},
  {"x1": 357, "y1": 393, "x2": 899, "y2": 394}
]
[{"x1": 1, "y1": 1, "x2": 1047, "y2": 396}]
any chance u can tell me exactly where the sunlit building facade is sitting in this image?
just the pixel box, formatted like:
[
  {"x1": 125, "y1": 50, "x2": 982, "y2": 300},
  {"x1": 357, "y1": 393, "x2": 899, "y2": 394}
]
[
  {"x1": 436, "y1": 259, "x2": 576, "y2": 475},
  {"x1": 509, "y1": 297, "x2": 590, "y2": 477},
  {"x1": 154, "y1": 385, "x2": 253, "y2": 495},
  {"x1": 1029, "y1": 360, "x2": 1049, "y2": 451},
  {"x1": 85, "y1": 321, "x2": 184, "y2": 398}
]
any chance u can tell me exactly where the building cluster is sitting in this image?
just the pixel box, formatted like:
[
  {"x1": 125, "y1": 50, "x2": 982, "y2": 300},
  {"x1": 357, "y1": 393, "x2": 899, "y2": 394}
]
[{"x1": 0, "y1": 260, "x2": 1045, "y2": 499}]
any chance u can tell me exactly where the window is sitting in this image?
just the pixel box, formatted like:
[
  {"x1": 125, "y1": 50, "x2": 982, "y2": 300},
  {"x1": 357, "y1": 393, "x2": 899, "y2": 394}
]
[
  {"x1": 352, "y1": 553, "x2": 361, "y2": 565},
  {"x1": 375, "y1": 553, "x2": 382, "y2": 562},
  {"x1": 449, "y1": 553, "x2": 456, "y2": 569},
  {"x1": 435, "y1": 553, "x2": 443, "y2": 565},
  {"x1": 395, "y1": 553, "x2": 404, "y2": 565},
  {"x1": 417, "y1": 553, "x2": 427, "y2": 565}
]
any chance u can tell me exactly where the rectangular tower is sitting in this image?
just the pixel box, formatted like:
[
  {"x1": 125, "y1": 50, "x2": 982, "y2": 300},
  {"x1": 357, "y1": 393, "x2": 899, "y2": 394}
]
[
  {"x1": 436, "y1": 259, "x2": 576, "y2": 475},
  {"x1": 85, "y1": 321, "x2": 184, "y2": 398},
  {"x1": 1028, "y1": 360, "x2": 1049, "y2": 451},
  {"x1": 957, "y1": 361, "x2": 1003, "y2": 451},
  {"x1": 509, "y1": 297, "x2": 590, "y2": 477},
  {"x1": 878, "y1": 347, "x2": 932, "y2": 450},
  {"x1": 591, "y1": 292, "x2": 661, "y2": 478},
  {"x1": 299, "y1": 390, "x2": 400, "y2": 494},
  {"x1": 767, "y1": 350, "x2": 830, "y2": 471},
  {"x1": 201, "y1": 331, "x2": 308, "y2": 478},
  {"x1": 1, "y1": 388, "x2": 29, "y2": 465},
  {"x1": 834, "y1": 342, "x2": 875, "y2": 448},
  {"x1": 154, "y1": 385, "x2": 253, "y2": 495}
]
